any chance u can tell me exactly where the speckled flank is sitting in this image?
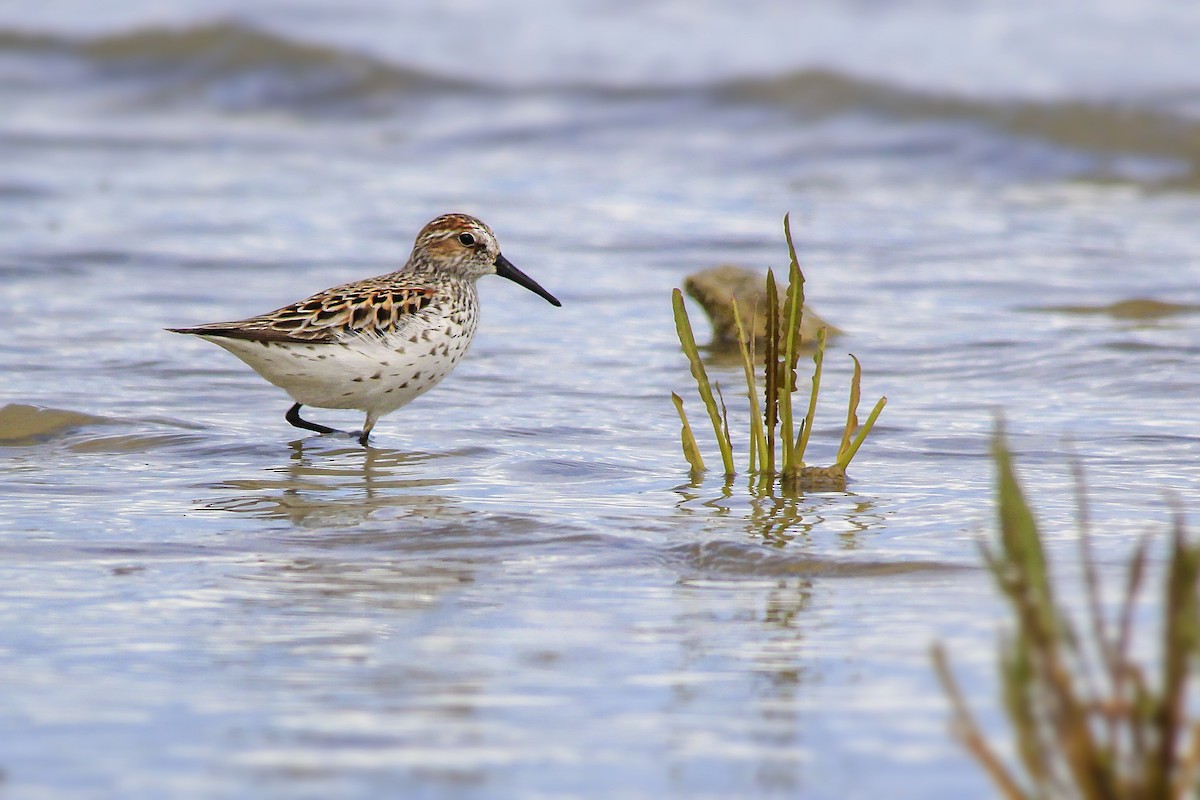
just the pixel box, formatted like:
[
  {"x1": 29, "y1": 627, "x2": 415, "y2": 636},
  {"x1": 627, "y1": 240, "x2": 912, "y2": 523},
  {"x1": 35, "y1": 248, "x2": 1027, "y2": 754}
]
[
  {"x1": 201, "y1": 286, "x2": 477, "y2": 414},
  {"x1": 168, "y1": 213, "x2": 557, "y2": 441}
]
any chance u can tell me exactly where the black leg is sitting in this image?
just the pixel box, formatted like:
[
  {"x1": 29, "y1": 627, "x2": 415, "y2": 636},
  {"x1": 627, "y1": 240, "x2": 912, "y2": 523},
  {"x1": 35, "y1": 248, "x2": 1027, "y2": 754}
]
[
  {"x1": 285, "y1": 403, "x2": 339, "y2": 435},
  {"x1": 356, "y1": 414, "x2": 377, "y2": 447}
]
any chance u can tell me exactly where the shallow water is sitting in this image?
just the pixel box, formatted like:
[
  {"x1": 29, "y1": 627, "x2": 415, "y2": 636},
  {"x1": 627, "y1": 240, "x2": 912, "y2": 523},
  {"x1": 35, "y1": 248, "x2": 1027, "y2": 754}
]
[{"x1": 2, "y1": 3, "x2": 1200, "y2": 797}]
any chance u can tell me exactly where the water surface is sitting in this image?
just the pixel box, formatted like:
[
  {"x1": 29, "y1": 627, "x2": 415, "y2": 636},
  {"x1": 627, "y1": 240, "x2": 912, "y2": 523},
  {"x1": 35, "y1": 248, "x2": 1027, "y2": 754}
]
[{"x1": 2, "y1": 3, "x2": 1200, "y2": 797}]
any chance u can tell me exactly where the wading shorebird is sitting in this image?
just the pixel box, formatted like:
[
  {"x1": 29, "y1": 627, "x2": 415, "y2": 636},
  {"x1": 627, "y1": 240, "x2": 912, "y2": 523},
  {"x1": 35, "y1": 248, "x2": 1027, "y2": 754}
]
[{"x1": 169, "y1": 213, "x2": 561, "y2": 445}]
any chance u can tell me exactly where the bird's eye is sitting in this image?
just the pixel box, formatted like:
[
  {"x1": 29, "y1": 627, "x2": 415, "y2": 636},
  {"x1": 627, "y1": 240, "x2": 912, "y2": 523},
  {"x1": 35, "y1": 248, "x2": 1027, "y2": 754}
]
[{"x1": 458, "y1": 233, "x2": 476, "y2": 247}]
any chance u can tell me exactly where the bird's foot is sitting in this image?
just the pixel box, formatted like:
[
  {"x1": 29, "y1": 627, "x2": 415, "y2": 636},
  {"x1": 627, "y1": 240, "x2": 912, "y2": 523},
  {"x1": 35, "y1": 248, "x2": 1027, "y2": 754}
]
[{"x1": 286, "y1": 403, "x2": 340, "y2": 435}]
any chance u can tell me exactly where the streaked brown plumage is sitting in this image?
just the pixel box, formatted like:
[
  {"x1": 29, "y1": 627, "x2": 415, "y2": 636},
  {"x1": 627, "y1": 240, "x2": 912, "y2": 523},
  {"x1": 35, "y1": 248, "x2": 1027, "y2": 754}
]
[{"x1": 168, "y1": 213, "x2": 560, "y2": 444}]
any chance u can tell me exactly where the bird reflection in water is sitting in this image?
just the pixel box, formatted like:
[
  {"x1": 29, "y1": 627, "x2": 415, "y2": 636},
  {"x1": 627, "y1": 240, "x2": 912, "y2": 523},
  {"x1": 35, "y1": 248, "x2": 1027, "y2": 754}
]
[{"x1": 199, "y1": 437, "x2": 459, "y2": 528}]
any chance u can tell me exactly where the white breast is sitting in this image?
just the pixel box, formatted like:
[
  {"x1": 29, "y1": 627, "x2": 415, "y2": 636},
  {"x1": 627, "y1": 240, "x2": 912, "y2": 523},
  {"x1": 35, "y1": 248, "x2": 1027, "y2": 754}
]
[{"x1": 203, "y1": 296, "x2": 479, "y2": 416}]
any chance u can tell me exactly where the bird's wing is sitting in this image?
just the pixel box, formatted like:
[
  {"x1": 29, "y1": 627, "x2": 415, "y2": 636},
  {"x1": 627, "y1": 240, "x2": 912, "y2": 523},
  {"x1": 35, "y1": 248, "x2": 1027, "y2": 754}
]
[{"x1": 168, "y1": 280, "x2": 438, "y2": 344}]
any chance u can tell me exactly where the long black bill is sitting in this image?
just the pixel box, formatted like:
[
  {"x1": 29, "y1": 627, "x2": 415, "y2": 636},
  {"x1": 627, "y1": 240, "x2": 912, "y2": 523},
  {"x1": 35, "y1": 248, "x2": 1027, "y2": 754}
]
[{"x1": 494, "y1": 253, "x2": 561, "y2": 307}]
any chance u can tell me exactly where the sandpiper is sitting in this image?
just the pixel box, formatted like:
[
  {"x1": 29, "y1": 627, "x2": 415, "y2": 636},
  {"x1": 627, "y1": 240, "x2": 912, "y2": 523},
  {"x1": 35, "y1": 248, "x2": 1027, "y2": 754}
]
[{"x1": 169, "y1": 213, "x2": 561, "y2": 445}]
